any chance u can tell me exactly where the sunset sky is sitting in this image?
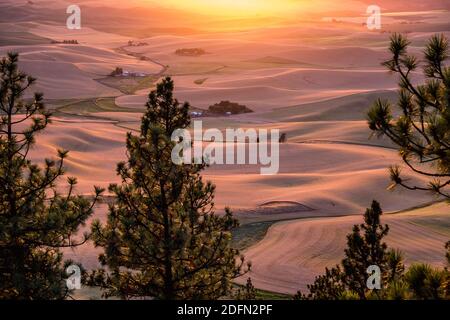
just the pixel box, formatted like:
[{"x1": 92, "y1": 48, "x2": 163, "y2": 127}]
[
  {"x1": 142, "y1": 0, "x2": 361, "y2": 18},
  {"x1": 161, "y1": 0, "x2": 300, "y2": 16}
]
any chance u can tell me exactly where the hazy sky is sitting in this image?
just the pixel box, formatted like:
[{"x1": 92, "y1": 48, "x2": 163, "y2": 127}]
[{"x1": 142, "y1": 0, "x2": 361, "y2": 17}]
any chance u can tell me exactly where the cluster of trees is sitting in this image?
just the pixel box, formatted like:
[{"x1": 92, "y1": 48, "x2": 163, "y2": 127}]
[
  {"x1": 0, "y1": 53, "x2": 248, "y2": 300},
  {"x1": 127, "y1": 40, "x2": 148, "y2": 47},
  {"x1": 207, "y1": 100, "x2": 253, "y2": 115},
  {"x1": 300, "y1": 33, "x2": 450, "y2": 300},
  {"x1": 1, "y1": 32, "x2": 449, "y2": 300},
  {"x1": 50, "y1": 40, "x2": 79, "y2": 45},
  {"x1": 174, "y1": 48, "x2": 206, "y2": 57},
  {"x1": 297, "y1": 200, "x2": 449, "y2": 300},
  {"x1": 110, "y1": 67, "x2": 124, "y2": 77}
]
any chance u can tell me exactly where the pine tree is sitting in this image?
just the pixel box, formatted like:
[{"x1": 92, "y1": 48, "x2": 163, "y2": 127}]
[
  {"x1": 235, "y1": 278, "x2": 257, "y2": 300},
  {"x1": 91, "y1": 77, "x2": 248, "y2": 300},
  {"x1": 0, "y1": 52, "x2": 103, "y2": 299},
  {"x1": 384, "y1": 279, "x2": 411, "y2": 300},
  {"x1": 295, "y1": 265, "x2": 345, "y2": 300},
  {"x1": 300, "y1": 201, "x2": 393, "y2": 300},
  {"x1": 385, "y1": 249, "x2": 405, "y2": 284},
  {"x1": 446, "y1": 241, "x2": 450, "y2": 265},
  {"x1": 367, "y1": 33, "x2": 450, "y2": 299},
  {"x1": 367, "y1": 33, "x2": 450, "y2": 199},
  {"x1": 404, "y1": 264, "x2": 446, "y2": 299},
  {"x1": 303, "y1": 34, "x2": 450, "y2": 300},
  {"x1": 444, "y1": 241, "x2": 450, "y2": 298},
  {"x1": 341, "y1": 200, "x2": 389, "y2": 299}
]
